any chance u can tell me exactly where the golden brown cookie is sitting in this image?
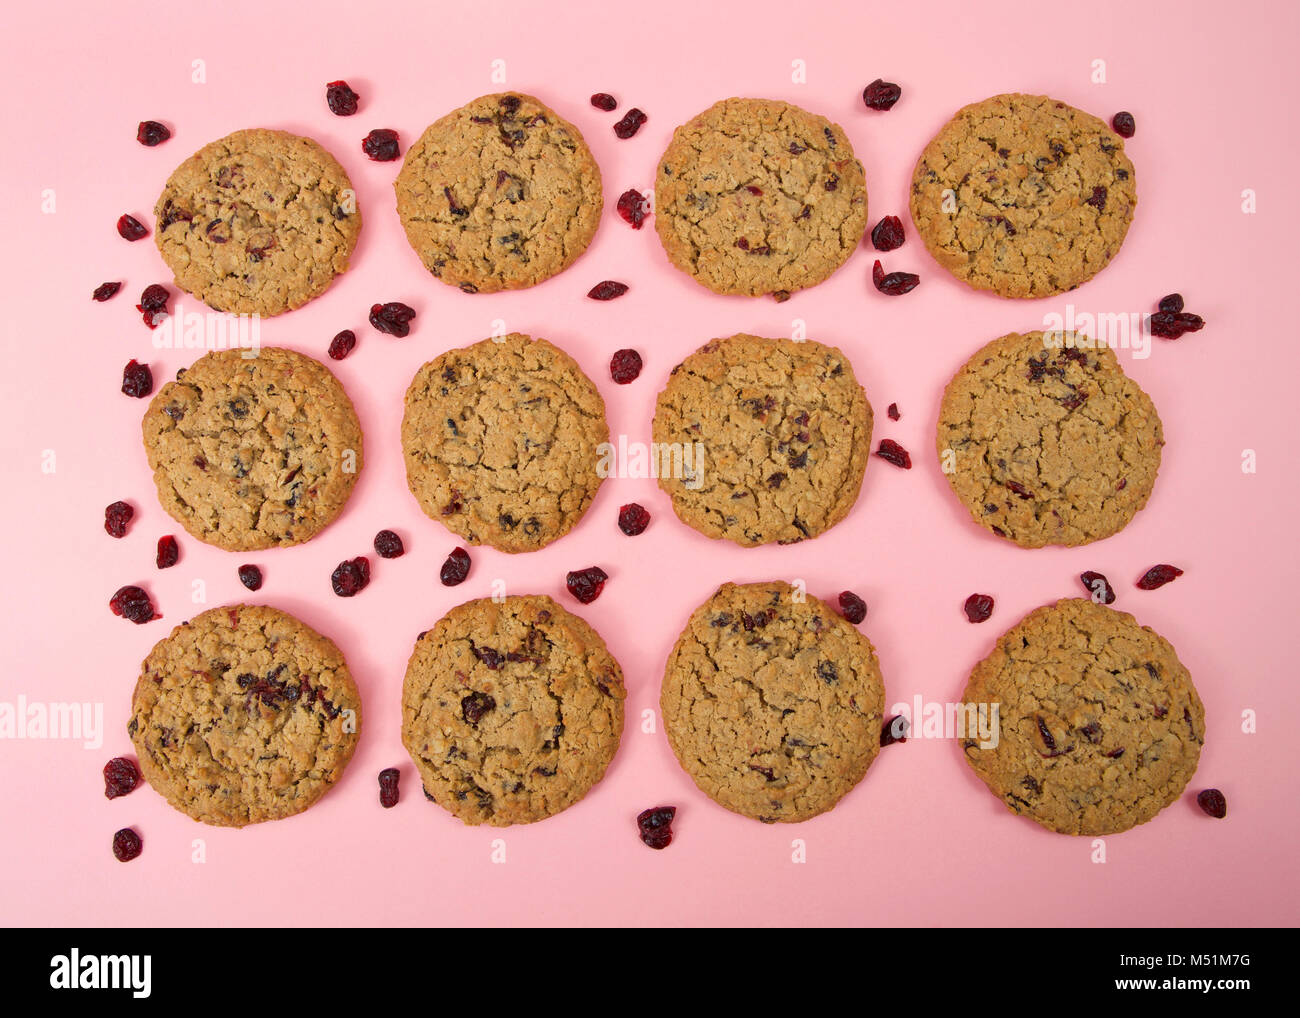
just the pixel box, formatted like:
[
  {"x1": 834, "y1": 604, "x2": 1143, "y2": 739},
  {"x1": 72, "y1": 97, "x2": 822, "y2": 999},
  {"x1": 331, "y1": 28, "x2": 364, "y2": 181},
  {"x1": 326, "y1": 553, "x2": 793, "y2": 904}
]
[
  {"x1": 910, "y1": 94, "x2": 1136, "y2": 298},
  {"x1": 661, "y1": 582, "x2": 885, "y2": 823},
  {"x1": 401, "y1": 332, "x2": 607, "y2": 553},
  {"x1": 401, "y1": 595, "x2": 625, "y2": 826},
  {"x1": 936, "y1": 330, "x2": 1162, "y2": 547},
  {"x1": 395, "y1": 92, "x2": 602, "y2": 293},
  {"x1": 154, "y1": 128, "x2": 360, "y2": 316},
  {"x1": 655, "y1": 98, "x2": 868, "y2": 299},
  {"x1": 128, "y1": 604, "x2": 362, "y2": 827},
  {"x1": 142, "y1": 347, "x2": 364, "y2": 551},
  {"x1": 652, "y1": 334, "x2": 871, "y2": 546},
  {"x1": 961, "y1": 598, "x2": 1204, "y2": 836}
]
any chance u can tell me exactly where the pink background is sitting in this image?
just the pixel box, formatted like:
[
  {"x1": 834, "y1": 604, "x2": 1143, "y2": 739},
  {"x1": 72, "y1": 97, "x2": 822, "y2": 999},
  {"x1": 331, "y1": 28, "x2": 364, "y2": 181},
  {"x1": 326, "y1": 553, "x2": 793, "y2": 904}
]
[{"x1": 2, "y1": 0, "x2": 1297, "y2": 927}]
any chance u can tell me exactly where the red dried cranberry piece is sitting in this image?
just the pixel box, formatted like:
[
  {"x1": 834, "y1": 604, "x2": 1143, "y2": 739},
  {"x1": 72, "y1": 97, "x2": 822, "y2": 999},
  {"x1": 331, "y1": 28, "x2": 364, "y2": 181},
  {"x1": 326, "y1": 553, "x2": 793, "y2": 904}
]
[
  {"x1": 109, "y1": 585, "x2": 157, "y2": 624},
  {"x1": 156, "y1": 535, "x2": 179, "y2": 569},
  {"x1": 369, "y1": 302, "x2": 416, "y2": 336},
  {"x1": 881, "y1": 714, "x2": 909, "y2": 746},
  {"x1": 1196, "y1": 788, "x2": 1227, "y2": 819},
  {"x1": 331, "y1": 557, "x2": 371, "y2": 597},
  {"x1": 1111, "y1": 111, "x2": 1136, "y2": 138},
  {"x1": 872, "y1": 259, "x2": 920, "y2": 295},
  {"x1": 137, "y1": 284, "x2": 169, "y2": 312},
  {"x1": 92, "y1": 281, "x2": 122, "y2": 302},
  {"x1": 616, "y1": 188, "x2": 649, "y2": 228},
  {"x1": 328, "y1": 329, "x2": 357, "y2": 360},
  {"x1": 1136, "y1": 564, "x2": 1183, "y2": 590},
  {"x1": 887, "y1": 403, "x2": 900, "y2": 421},
  {"x1": 613, "y1": 108, "x2": 647, "y2": 138},
  {"x1": 637, "y1": 806, "x2": 676, "y2": 849},
  {"x1": 871, "y1": 215, "x2": 905, "y2": 251},
  {"x1": 326, "y1": 80, "x2": 360, "y2": 116},
  {"x1": 874, "y1": 439, "x2": 912, "y2": 469},
  {"x1": 136, "y1": 120, "x2": 171, "y2": 146},
  {"x1": 117, "y1": 214, "x2": 148, "y2": 241},
  {"x1": 862, "y1": 78, "x2": 902, "y2": 111},
  {"x1": 1158, "y1": 293, "x2": 1184, "y2": 313},
  {"x1": 461, "y1": 691, "x2": 496, "y2": 725},
  {"x1": 837, "y1": 591, "x2": 868, "y2": 624},
  {"x1": 591, "y1": 93, "x2": 618, "y2": 111},
  {"x1": 121, "y1": 360, "x2": 153, "y2": 398},
  {"x1": 440, "y1": 547, "x2": 471, "y2": 586},
  {"x1": 112, "y1": 827, "x2": 143, "y2": 862},
  {"x1": 609, "y1": 348, "x2": 642, "y2": 383},
  {"x1": 104, "y1": 501, "x2": 134, "y2": 538},
  {"x1": 103, "y1": 757, "x2": 140, "y2": 799},
  {"x1": 1150, "y1": 310, "x2": 1205, "y2": 339},
  {"x1": 373, "y1": 530, "x2": 404, "y2": 559},
  {"x1": 617, "y1": 503, "x2": 650, "y2": 536},
  {"x1": 361, "y1": 128, "x2": 400, "y2": 161},
  {"x1": 566, "y1": 566, "x2": 608, "y2": 604},
  {"x1": 964, "y1": 593, "x2": 995, "y2": 623},
  {"x1": 378, "y1": 767, "x2": 400, "y2": 808},
  {"x1": 588, "y1": 280, "x2": 629, "y2": 300},
  {"x1": 1080, "y1": 571, "x2": 1116, "y2": 604},
  {"x1": 238, "y1": 564, "x2": 263, "y2": 591}
]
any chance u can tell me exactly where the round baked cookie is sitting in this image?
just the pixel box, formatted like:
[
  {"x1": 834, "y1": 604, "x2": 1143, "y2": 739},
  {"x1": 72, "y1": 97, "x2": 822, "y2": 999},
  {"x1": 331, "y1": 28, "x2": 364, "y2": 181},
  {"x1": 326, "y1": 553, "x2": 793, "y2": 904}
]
[
  {"x1": 961, "y1": 598, "x2": 1204, "y2": 836},
  {"x1": 143, "y1": 347, "x2": 363, "y2": 551},
  {"x1": 652, "y1": 334, "x2": 871, "y2": 546},
  {"x1": 129, "y1": 604, "x2": 362, "y2": 827},
  {"x1": 402, "y1": 595, "x2": 625, "y2": 826},
  {"x1": 937, "y1": 330, "x2": 1162, "y2": 548},
  {"x1": 910, "y1": 94, "x2": 1136, "y2": 298},
  {"x1": 154, "y1": 128, "x2": 361, "y2": 316},
  {"x1": 655, "y1": 98, "x2": 868, "y2": 299},
  {"x1": 395, "y1": 92, "x2": 602, "y2": 293},
  {"x1": 402, "y1": 332, "x2": 607, "y2": 553},
  {"x1": 661, "y1": 582, "x2": 885, "y2": 823}
]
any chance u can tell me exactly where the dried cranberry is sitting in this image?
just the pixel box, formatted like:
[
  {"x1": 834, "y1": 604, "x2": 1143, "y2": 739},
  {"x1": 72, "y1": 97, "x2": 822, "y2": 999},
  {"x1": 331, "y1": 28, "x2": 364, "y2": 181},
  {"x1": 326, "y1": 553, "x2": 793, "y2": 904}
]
[
  {"x1": 373, "y1": 530, "x2": 404, "y2": 559},
  {"x1": 833, "y1": 590, "x2": 867, "y2": 624},
  {"x1": 378, "y1": 767, "x2": 400, "y2": 808},
  {"x1": 109, "y1": 585, "x2": 157, "y2": 624},
  {"x1": 609, "y1": 348, "x2": 643, "y2": 383},
  {"x1": 104, "y1": 501, "x2": 134, "y2": 538},
  {"x1": 121, "y1": 360, "x2": 153, "y2": 398},
  {"x1": 617, "y1": 503, "x2": 650, "y2": 536},
  {"x1": 136, "y1": 120, "x2": 171, "y2": 146},
  {"x1": 566, "y1": 566, "x2": 608, "y2": 604},
  {"x1": 112, "y1": 828, "x2": 143, "y2": 862},
  {"x1": 137, "y1": 284, "x2": 169, "y2": 312},
  {"x1": 117, "y1": 214, "x2": 148, "y2": 241},
  {"x1": 964, "y1": 593, "x2": 994, "y2": 623},
  {"x1": 331, "y1": 557, "x2": 371, "y2": 597},
  {"x1": 1111, "y1": 111, "x2": 1136, "y2": 138},
  {"x1": 361, "y1": 128, "x2": 400, "y2": 161},
  {"x1": 591, "y1": 93, "x2": 618, "y2": 111},
  {"x1": 238, "y1": 564, "x2": 263, "y2": 591},
  {"x1": 1085, "y1": 186, "x2": 1108, "y2": 211},
  {"x1": 613, "y1": 108, "x2": 647, "y2": 138},
  {"x1": 1150, "y1": 310, "x2": 1205, "y2": 340},
  {"x1": 862, "y1": 78, "x2": 902, "y2": 111},
  {"x1": 328, "y1": 329, "x2": 357, "y2": 360},
  {"x1": 1136, "y1": 564, "x2": 1183, "y2": 590},
  {"x1": 156, "y1": 535, "x2": 179, "y2": 569},
  {"x1": 369, "y1": 302, "x2": 416, "y2": 336},
  {"x1": 588, "y1": 280, "x2": 629, "y2": 300},
  {"x1": 874, "y1": 439, "x2": 912, "y2": 469},
  {"x1": 881, "y1": 714, "x2": 909, "y2": 746},
  {"x1": 440, "y1": 547, "x2": 471, "y2": 586},
  {"x1": 872, "y1": 259, "x2": 919, "y2": 295},
  {"x1": 103, "y1": 757, "x2": 140, "y2": 799},
  {"x1": 871, "y1": 215, "x2": 905, "y2": 251},
  {"x1": 140, "y1": 307, "x2": 168, "y2": 330},
  {"x1": 326, "y1": 80, "x2": 360, "y2": 116},
  {"x1": 92, "y1": 281, "x2": 122, "y2": 302},
  {"x1": 637, "y1": 806, "x2": 676, "y2": 850},
  {"x1": 461, "y1": 691, "x2": 496, "y2": 725},
  {"x1": 1158, "y1": 293, "x2": 1184, "y2": 313},
  {"x1": 1080, "y1": 571, "x2": 1116, "y2": 604},
  {"x1": 887, "y1": 403, "x2": 900, "y2": 421},
  {"x1": 616, "y1": 188, "x2": 649, "y2": 228},
  {"x1": 1196, "y1": 788, "x2": 1227, "y2": 819}
]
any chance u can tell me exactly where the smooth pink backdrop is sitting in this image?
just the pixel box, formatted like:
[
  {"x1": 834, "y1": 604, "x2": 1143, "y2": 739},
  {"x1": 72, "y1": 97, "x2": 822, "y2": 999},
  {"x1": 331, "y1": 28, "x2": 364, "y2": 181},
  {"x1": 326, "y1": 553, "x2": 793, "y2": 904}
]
[{"x1": 2, "y1": 0, "x2": 1297, "y2": 927}]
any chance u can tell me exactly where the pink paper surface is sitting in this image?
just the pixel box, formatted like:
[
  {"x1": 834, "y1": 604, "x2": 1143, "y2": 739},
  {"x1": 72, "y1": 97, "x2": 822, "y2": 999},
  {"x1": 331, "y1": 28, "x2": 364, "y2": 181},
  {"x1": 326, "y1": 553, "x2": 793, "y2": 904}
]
[{"x1": 2, "y1": 0, "x2": 1297, "y2": 927}]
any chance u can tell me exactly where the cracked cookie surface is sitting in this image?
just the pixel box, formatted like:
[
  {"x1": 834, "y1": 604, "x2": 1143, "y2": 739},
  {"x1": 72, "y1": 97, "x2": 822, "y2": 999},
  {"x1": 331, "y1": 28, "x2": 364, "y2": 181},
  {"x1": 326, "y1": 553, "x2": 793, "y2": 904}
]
[
  {"x1": 402, "y1": 332, "x2": 607, "y2": 553},
  {"x1": 401, "y1": 595, "x2": 625, "y2": 826},
  {"x1": 661, "y1": 582, "x2": 884, "y2": 823},
  {"x1": 910, "y1": 94, "x2": 1136, "y2": 298},
  {"x1": 142, "y1": 347, "x2": 363, "y2": 551},
  {"x1": 655, "y1": 98, "x2": 868, "y2": 298},
  {"x1": 154, "y1": 128, "x2": 360, "y2": 316},
  {"x1": 395, "y1": 92, "x2": 602, "y2": 293},
  {"x1": 129, "y1": 604, "x2": 362, "y2": 827},
  {"x1": 652, "y1": 334, "x2": 871, "y2": 546},
  {"x1": 961, "y1": 598, "x2": 1203, "y2": 836},
  {"x1": 937, "y1": 330, "x2": 1161, "y2": 548}
]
